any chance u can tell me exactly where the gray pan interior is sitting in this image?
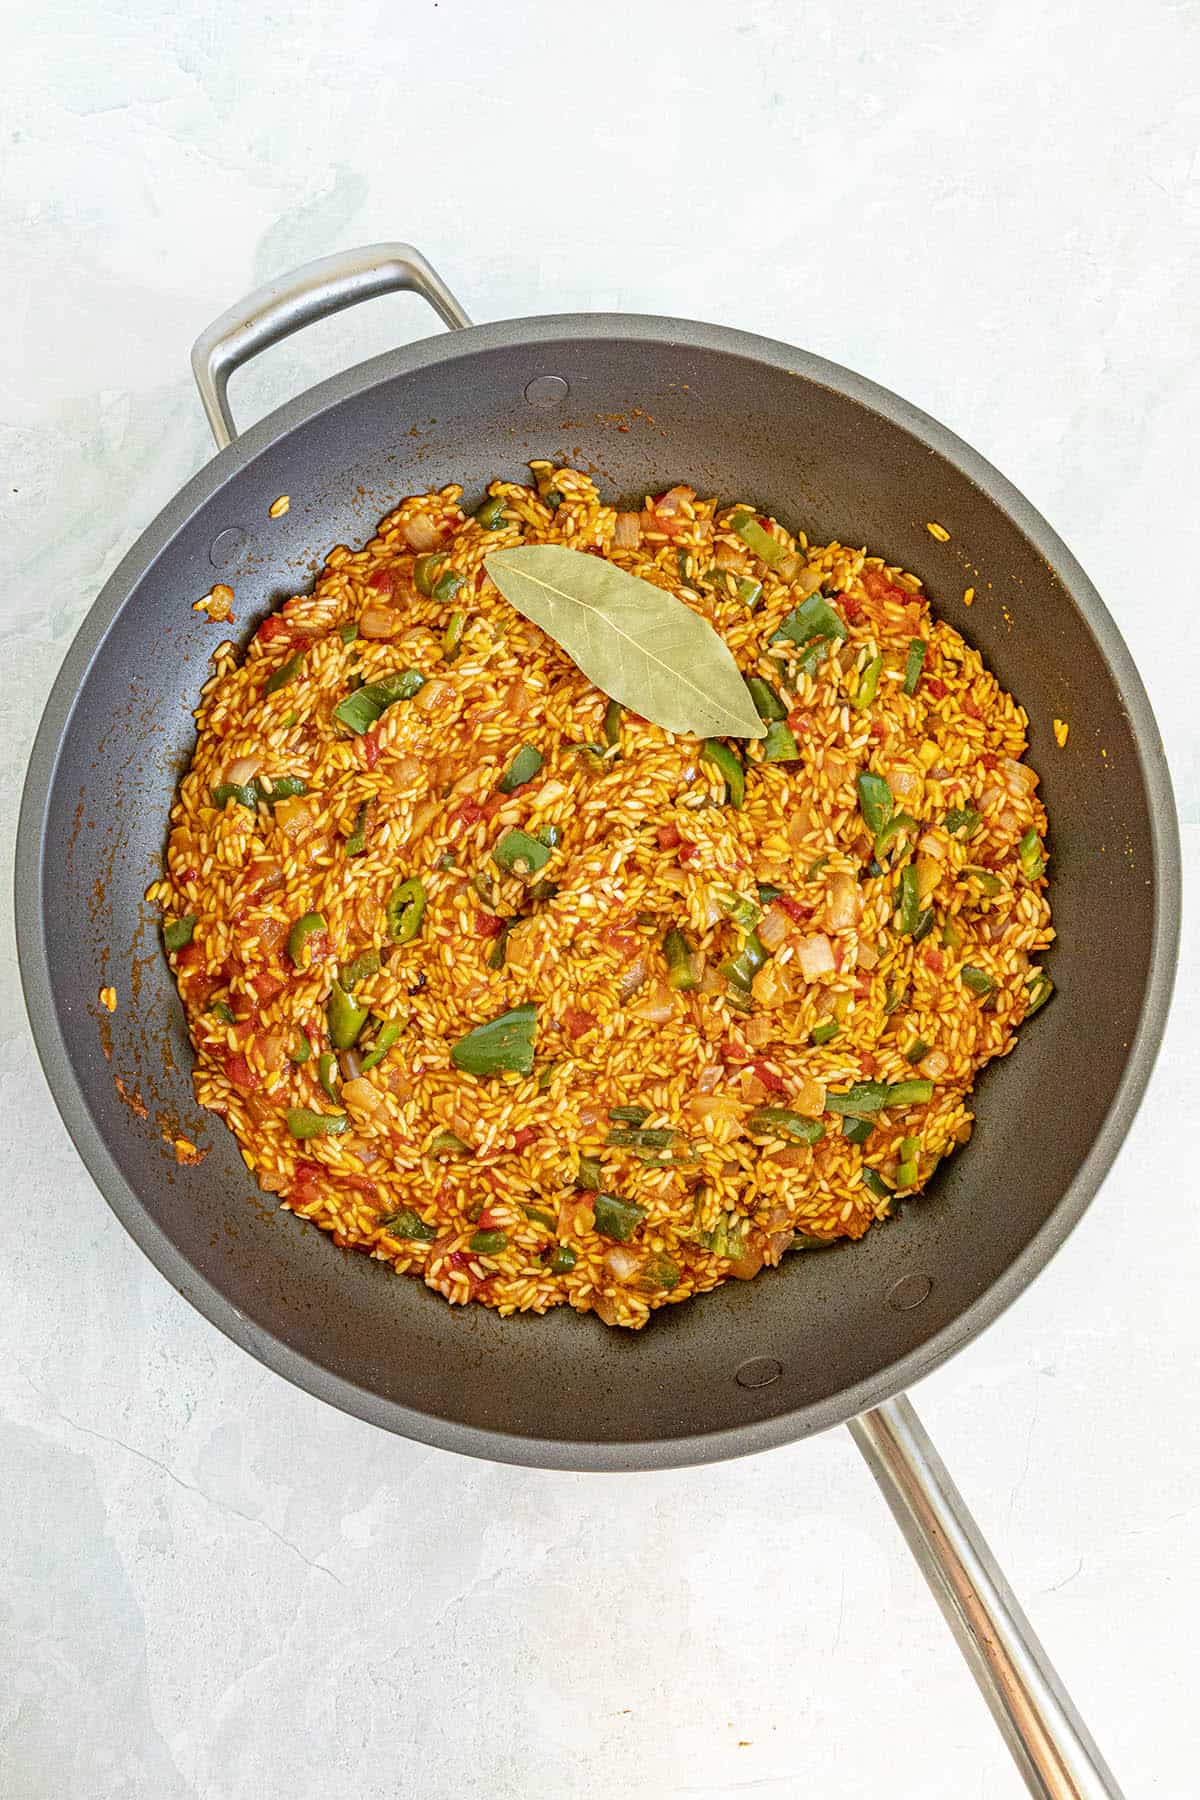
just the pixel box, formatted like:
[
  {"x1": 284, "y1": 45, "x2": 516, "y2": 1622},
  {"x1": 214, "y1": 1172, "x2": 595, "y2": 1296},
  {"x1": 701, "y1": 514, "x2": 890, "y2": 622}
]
[{"x1": 16, "y1": 316, "x2": 1180, "y2": 1469}]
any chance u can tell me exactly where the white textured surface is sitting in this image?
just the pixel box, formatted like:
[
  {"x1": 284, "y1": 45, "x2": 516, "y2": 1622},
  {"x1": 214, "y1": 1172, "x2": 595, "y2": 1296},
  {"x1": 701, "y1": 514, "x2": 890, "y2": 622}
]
[{"x1": 3, "y1": 2, "x2": 1199, "y2": 1795}]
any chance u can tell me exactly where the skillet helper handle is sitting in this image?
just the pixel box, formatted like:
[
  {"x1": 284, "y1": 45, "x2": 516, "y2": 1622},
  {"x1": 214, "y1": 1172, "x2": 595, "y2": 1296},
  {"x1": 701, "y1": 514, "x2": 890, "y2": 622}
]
[
  {"x1": 190, "y1": 242, "x2": 472, "y2": 450},
  {"x1": 849, "y1": 1395, "x2": 1124, "y2": 1800}
]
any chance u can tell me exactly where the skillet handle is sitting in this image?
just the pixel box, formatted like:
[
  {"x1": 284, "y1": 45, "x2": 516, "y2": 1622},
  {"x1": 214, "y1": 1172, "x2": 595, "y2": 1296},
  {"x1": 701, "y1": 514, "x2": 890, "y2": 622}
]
[
  {"x1": 190, "y1": 243, "x2": 472, "y2": 450},
  {"x1": 849, "y1": 1395, "x2": 1124, "y2": 1800}
]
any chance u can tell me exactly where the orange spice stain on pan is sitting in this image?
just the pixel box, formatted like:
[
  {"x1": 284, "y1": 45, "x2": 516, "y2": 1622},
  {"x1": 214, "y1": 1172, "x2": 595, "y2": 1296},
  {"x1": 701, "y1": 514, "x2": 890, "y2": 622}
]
[{"x1": 114, "y1": 1074, "x2": 148, "y2": 1119}]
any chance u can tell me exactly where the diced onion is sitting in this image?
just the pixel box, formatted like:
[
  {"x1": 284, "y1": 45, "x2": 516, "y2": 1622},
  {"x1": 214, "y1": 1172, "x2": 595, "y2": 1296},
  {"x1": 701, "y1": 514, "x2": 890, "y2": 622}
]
[
  {"x1": 227, "y1": 755, "x2": 261, "y2": 784},
  {"x1": 604, "y1": 1246, "x2": 641, "y2": 1281},
  {"x1": 727, "y1": 1241, "x2": 766, "y2": 1281},
  {"x1": 890, "y1": 767, "x2": 922, "y2": 800},
  {"x1": 919, "y1": 1048, "x2": 949, "y2": 1080},
  {"x1": 631, "y1": 979, "x2": 674, "y2": 1023},
  {"x1": 827, "y1": 871, "x2": 861, "y2": 928},
  {"x1": 757, "y1": 904, "x2": 791, "y2": 951},
  {"x1": 613, "y1": 512, "x2": 641, "y2": 549},
  {"x1": 797, "y1": 932, "x2": 836, "y2": 980},
  {"x1": 618, "y1": 954, "x2": 649, "y2": 1001},
  {"x1": 402, "y1": 514, "x2": 439, "y2": 552},
  {"x1": 414, "y1": 677, "x2": 454, "y2": 714},
  {"x1": 359, "y1": 605, "x2": 400, "y2": 639}
]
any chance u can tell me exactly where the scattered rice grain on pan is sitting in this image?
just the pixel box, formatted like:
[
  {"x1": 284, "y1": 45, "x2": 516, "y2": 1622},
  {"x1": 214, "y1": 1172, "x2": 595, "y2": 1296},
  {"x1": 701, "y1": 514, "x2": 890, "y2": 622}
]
[{"x1": 152, "y1": 468, "x2": 1054, "y2": 1329}]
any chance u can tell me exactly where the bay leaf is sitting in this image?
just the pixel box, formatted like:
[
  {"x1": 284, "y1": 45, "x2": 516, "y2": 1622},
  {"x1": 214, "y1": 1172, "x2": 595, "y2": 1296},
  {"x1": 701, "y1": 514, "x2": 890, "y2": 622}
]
[{"x1": 484, "y1": 544, "x2": 766, "y2": 740}]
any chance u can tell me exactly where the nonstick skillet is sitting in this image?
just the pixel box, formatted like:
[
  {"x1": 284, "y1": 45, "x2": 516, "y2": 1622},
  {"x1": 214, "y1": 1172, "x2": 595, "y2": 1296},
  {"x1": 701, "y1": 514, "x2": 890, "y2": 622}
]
[{"x1": 17, "y1": 244, "x2": 1180, "y2": 1799}]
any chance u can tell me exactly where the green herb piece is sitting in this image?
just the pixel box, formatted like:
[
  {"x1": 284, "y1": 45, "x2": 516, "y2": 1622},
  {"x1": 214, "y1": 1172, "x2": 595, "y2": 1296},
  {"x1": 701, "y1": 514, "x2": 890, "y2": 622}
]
[
  {"x1": 492, "y1": 828, "x2": 551, "y2": 878},
  {"x1": 637, "y1": 1254, "x2": 680, "y2": 1293},
  {"x1": 475, "y1": 495, "x2": 508, "y2": 530},
  {"x1": 1018, "y1": 828, "x2": 1046, "y2": 881},
  {"x1": 896, "y1": 863, "x2": 921, "y2": 935},
  {"x1": 286, "y1": 1107, "x2": 349, "y2": 1139},
  {"x1": 576, "y1": 1154, "x2": 603, "y2": 1190},
  {"x1": 327, "y1": 981, "x2": 369, "y2": 1050},
  {"x1": 340, "y1": 948, "x2": 380, "y2": 990},
  {"x1": 903, "y1": 639, "x2": 926, "y2": 695},
  {"x1": 606, "y1": 1126, "x2": 676, "y2": 1151},
  {"x1": 720, "y1": 930, "x2": 767, "y2": 993},
  {"x1": 379, "y1": 1207, "x2": 436, "y2": 1241},
  {"x1": 550, "y1": 1244, "x2": 577, "y2": 1274},
  {"x1": 338, "y1": 622, "x2": 359, "y2": 645},
  {"x1": 317, "y1": 1050, "x2": 340, "y2": 1102},
  {"x1": 333, "y1": 668, "x2": 425, "y2": 735},
  {"x1": 962, "y1": 866, "x2": 1003, "y2": 897},
  {"x1": 746, "y1": 1108, "x2": 825, "y2": 1144},
  {"x1": 208, "y1": 999, "x2": 236, "y2": 1026},
  {"x1": 429, "y1": 1129, "x2": 473, "y2": 1157},
  {"x1": 811, "y1": 1018, "x2": 840, "y2": 1046},
  {"x1": 961, "y1": 964, "x2": 996, "y2": 997},
  {"x1": 484, "y1": 544, "x2": 766, "y2": 740},
  {"x1": 905, "y1": 1036, "x2": 930, "y2": 1065},
  {"x1": 443, "y1": 610, "x2": 467, "y2": 661},
  {"x1": 773, "y1": 592, "x2": 848, "y2": 647},
  {"x1": 386, "y1": 877, "x2": 426, "y2": 944},
  {"x1": 746, "y1": 675, "x2": 787, "y2": 721},
  {"x1": 289, "y1": 1027, "x2": 311, "y2": 1064},
  {"x1": 263, "y1": 653, "x2": 304, "y2": 695},
  {"x1": 825, "y1": 1081, "x2": 891, "y2": 1117},
  {"x1": 761, "y1": 720, "x2": 801, "y2": 762},
  {"x1": 486, "y1": 919, "x2": 516, "y2": 969},
  {"x1": 212, "y1": 781, "x2": 258, "y2": 811},
  {"x1": 841, "y1": 1115, "x2": 874, "y2": 1145},
  {"x1": 287, "y1": 911, "x2": 326, "y2": 970},
  {"x1": 945, "y1": 806, "x2": 981, "y2": 838},
  {"x1": 603, "y1": 698, "x2": 623, "y2": 747},
  {"x1": 663, "y1": 925, "x2": 700, "y2": 990},
  {"x1": 359, "y1": 1018, "x2": 402, "y2": 1072},
  {"x1": 592, "y1": 1192, "x2": 646, "y2": 1242},
  {"x1": 729, "y1": 510, "x2": 787, "y2": 566},
  {"x1": 875, "y1": 811, "x2": 919, "y2": 865},
  {"x1": 862, "y1": 1168, "x2": 893, "y2": 1201},
  {"x1": 702, "y1": 739, "x2": 745, "y2": 808},
  {"x1": 609, "y1": 1105, "x2": 651, "y2": 1126},
  {"x1": 886, "y1": 1079, "x2": 934, "y2": 1105},
  {"x1": 450, "y1": 1004, "x2": 537, "y2": 1077},
  {"x1": 896, "y1": 1136, "x2": 921, "y2": 1188},
  {"x1": 857, "y1": 772, "x2": 893, "y2": 836},
  {"x1": 1025, "y1": 972, "x2": 1054, "y2": 1016},
  {"x1": 499, "y1": 743, "x2": 544, "y2": 793},
  {"x1": 851, "y1": 652, "x2": 884, "y2": 711},
  {"x1": 345, "y1": 801, "x2": 370, "y2": 857},
  {"x1": 413, "y1": 553, "x2": 448, "y2": 596},
  {"x1": 163, "y1": 916, "x2": 195, "y2": 953}
]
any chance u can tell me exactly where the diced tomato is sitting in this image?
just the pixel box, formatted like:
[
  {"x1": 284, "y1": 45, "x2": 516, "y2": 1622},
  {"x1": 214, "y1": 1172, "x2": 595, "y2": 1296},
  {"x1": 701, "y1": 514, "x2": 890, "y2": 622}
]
[
  {"x1": 832, "y1": 941, "x2": 845, "y2": 971},
  {"x1": 961, "y1": 694, "x2": 982, "y2": 720},
  {"x1": 748, "y1": 1059, "x2": 787, "y2": 1095},
  {"x1": 859, "y1": 1050, "x2": 877, "y2": 1076},
  {"x1": 342, "y1": 1172, "x2": 378, "y2": 1200},
  {"x1": 868, "y1": 719, "x2": 888, "y2": 743},
  {"x1": 775, "y1": 895, "x2": 811, "y2": 925},
  {"x1": 860, "y1": 570, "x2": 911, "y2": 608},
  {"x1": 367, "y1": 566, "x2": 396, "y2": 592},
  {"x1": 223, "y1": 1050, "x2": 260, "y2": 1093},
  {"x1": 657, "y1": 823, "x2": 681, "y2": 851},
  {"x1": 475, "y1": 1206, "x2": 504, "y2": 1229},
  {"x1": 251, "y1": 970, "x2": 287, "y2": 1005},
  {"x1": 561, "y1": 1005, "x2": 596, "y2": 1041},
  {"x1": 757, "y1": 515, "x2": 771, "y2": 531},
  {"x1": 677, "y1": 838, "x2": 698, "y2": 865},
  {"x1": 473, "y1": 909, "x2": 504, "y2": 939},
  {"x1": 256, "y1": 614, "x2": 293, "y2": 644},
  {"x1": 979, "y1": 751, "x2": 999, "y2": 772},
  {"x1": 289, "y1": 1160, "x2": 322, "y2": 1207},
  {"x1": 923, "y1": 947, "x2": 945, "y2": 975},
  {"x1": 840, "y1": 591, "x2": 865, "y2": 625},
  {"x1": 451, "y1": 798, "x2": 484, "y2": 828},
  {"x1": 511, "y1": 1125, "x2": 537, "y2": 1151},
  {"x1": 361, "y1": 731, "x2": 381, "y2": 771},
  {"x1": 924, "y1": 677, "x2": 947, "y2": 700},
  {"x1": 720, "y1": 1036, "x2": 747, "y2": 1064},
  {"x1": 482, "y1": 793, "x2": 507, "y2": 820},
  {"x1": 447, "y1": 1250, "x2": 490, "y2": 1299},
  {"x1": 786, "y1": 709, "x2": 812, "y2": 736},
  {"x1": 600, "y1": 923, "x2": 641, "y2": 960}
]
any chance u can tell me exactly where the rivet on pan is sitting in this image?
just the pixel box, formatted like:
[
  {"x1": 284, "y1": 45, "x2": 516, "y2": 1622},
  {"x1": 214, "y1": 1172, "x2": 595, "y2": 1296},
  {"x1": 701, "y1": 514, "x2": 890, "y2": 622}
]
[
  {"x1": 209, "y1": 526, "x2": 248, "y2": 569},
  {"x1": 524, "y1": 374, "x2": 569, "y2": 409},
  {"x1": 735, "y1": 1356, "x2": 782, "y2": 1390},
  {"x1": 888, "y1": 1273, "x2": 932, "y2": 1311}
]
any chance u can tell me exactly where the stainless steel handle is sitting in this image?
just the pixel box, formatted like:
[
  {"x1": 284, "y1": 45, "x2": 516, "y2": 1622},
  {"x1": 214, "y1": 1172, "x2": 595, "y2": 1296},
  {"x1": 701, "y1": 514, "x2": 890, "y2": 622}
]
[
  {"x1": 190, "y1": 242, "x2": 472, "y2": 450},
  {"x1": 849, "y1": 1395, "x2": 1123, "y2": 1799}
]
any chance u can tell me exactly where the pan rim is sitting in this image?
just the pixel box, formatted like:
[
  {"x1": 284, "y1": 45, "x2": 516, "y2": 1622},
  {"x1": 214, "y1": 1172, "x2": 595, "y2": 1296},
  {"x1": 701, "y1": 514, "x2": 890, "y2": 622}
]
[{"x1": 15, "y1": 311, "x2": 1182, "y2": 1469}]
